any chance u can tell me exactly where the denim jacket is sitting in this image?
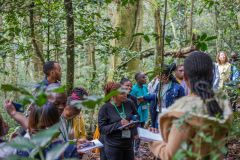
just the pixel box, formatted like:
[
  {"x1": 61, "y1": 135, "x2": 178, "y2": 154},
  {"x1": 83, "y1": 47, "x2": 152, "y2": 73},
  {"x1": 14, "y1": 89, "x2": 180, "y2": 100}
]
[{"x1": 144, "y1": 81, "x2": 185, "y2": 109}]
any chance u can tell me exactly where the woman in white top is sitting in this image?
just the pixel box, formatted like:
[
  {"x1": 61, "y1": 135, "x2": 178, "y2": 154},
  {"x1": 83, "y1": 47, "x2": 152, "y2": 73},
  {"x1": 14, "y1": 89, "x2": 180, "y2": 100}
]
[{"x1": 216, "y1": 51, "x2": 231, "y2": 88}]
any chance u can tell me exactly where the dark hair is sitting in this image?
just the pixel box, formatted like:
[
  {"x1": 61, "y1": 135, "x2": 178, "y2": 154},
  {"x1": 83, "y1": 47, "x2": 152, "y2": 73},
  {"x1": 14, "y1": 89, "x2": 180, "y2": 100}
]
[
  {"x1": 162, "y1": 63, "x2": 177, "y2": 82},
  {"x1": 66, "y1": 87, "x2": 88, "y2": 114},
  {"x1": 120, "y1": 77, "x2": 131, "y2": 85},
  {"x1": 134, "y1": 72, "x2": 141, "y2": 81},
  {"x1": 28, "y1": 105, "x2": 43, "y2": 134},
  {"x1": 184, "y1": 51, "x2": 223, "y2": 118},
  {"x1": 71, "y1": 87, "x2": 88, "y2": 100},
  {"x1": 103, "y1": 82, "x2": 121, "y2": 96},
  {"x1": 40, "y1": 102, "x2": 60, "y2": 128},
  {"x1": 43, "y1": 61, "x2": 57, "y2": 76}
]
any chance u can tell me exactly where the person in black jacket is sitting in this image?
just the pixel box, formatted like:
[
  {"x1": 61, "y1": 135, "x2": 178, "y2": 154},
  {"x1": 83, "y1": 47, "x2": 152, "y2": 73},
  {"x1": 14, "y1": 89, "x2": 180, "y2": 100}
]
[
  {"x1": 98, "y1": 82, "x2": 138, "y2": 160},
  {"x1": 120, "y1": 77, "x2": 138, "y2": 108}
]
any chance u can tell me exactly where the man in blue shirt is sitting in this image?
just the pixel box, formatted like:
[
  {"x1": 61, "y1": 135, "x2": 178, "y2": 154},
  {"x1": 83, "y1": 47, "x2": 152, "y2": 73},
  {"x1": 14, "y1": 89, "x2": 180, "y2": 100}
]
[{"x1": 34, "y1": 61, "x2": 61, "y2": 92}]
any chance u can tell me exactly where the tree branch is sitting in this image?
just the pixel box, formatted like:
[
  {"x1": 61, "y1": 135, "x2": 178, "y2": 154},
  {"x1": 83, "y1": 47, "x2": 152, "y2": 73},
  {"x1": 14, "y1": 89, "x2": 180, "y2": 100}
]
[{"x1": 116, "y1": 45, "x2": 196, "y2": 69}]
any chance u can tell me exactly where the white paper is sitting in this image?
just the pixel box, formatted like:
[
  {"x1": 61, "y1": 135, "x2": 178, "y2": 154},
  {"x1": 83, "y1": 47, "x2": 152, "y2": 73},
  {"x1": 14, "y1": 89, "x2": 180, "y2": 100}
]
[
  {"x1": 78, "y1": 139, "x2": 103, "y2": 153},
  {"x1": 137, "y1": 127, "x2": 163, "y2": 142}
]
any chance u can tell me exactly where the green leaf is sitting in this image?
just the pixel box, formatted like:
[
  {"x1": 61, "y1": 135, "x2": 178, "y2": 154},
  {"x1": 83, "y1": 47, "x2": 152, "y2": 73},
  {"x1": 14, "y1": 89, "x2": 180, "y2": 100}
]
[
  {"x1": 205, "y1": 36, "x2": 217, "y2": 41},
  {"x1": 201, "y1": 43, "x2": 208, "y2": 51},
  {"x1": 8, "y1": 137, "x2": 35, "y2": 151},
  {"x1": 82, "y1": 95, "x2": 102, "y2": 109},
  {"x1": 105, "y1": 0, "x2": 112, "y2": 4},
  {"x1": 46, "y1": 142, "x2": 69, "y2": 160},
  {"x1": 31, "y1": 124, "x2": 60, "y2": 147},
  {"x1": 51, "y1": 85, "x2": 66, "y2": 93},
  {"x1": 1, "y1": 84, "x2": 32, "y2": 96},
  {"x1": 165, "y1": 36, "x2": 172, "y2": 45},
  {"x1": 102, "y1": 90, "x2": 120, "y2": 102},
  {"x1": 143, "y1": 35, "x2": 150, "y2": 43},
  {"x1": 200, "y1": 33, "x2": 207, "y2": 41},
  {"x1": 133, "y1": 32, "x2": 144, "y2": 37},
  {"x1": 35, "y1": 93, "x2": 47, "y2": 106}
]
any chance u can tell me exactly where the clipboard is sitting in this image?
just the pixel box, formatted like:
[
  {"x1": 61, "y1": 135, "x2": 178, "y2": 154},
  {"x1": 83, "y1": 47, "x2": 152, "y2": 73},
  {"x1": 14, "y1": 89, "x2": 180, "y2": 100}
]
[{"x1": 118, "y1": 121, "x2": 139, "y2": 130}]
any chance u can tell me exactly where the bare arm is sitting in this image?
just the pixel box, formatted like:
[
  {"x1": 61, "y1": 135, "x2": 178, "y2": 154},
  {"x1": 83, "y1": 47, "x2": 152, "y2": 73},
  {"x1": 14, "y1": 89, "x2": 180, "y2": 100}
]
[
  {"x1": 149, "y1": 123, "x2": 191, "y2": 160},
  {"x1": 4, "y1": 100, "x2": 28, "y2": 129}
]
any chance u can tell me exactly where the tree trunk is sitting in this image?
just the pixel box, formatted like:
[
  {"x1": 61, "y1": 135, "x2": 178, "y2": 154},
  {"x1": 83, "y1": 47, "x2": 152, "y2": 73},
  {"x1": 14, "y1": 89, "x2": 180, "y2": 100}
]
[
  {"x1": 184, "y1": 0, "x2": 188, "y2": 43},
  {"x1": 154, "y1": 8, "x2": 163, "y2": 70},
  {"x1": 214, "y1": 5, "x2": 220, "y2": 52},
  {"x1": 109, "y1": 0, "x2": 143, "y2": 76},
  {"x1": 54, "y1": 24, "x2": 61, "y2": 62},
  {"x1": 189, "y1": 0, "x2": 194, "y2": 45},
  {"x1": 47, "y1": 0, "x2": 51, "y2": 61},
  {"x1": 126, "y1": 0, "x2": 143, "y2": 74},
  {"x1": 29, "y1": 1, "x2": 45, "y2": 65},
  {"x1": 169, "y1": 13, "x2": 177, "y2": 43},
  {"x1": 64, "y1": 0, "x2": 75, "y2": 95},
  {"x1": 86, "y1": 43, "x2": 96, "y2": 82},
  {"x1": 237, "y1": 12, "x2": 240, "y2": 29}
]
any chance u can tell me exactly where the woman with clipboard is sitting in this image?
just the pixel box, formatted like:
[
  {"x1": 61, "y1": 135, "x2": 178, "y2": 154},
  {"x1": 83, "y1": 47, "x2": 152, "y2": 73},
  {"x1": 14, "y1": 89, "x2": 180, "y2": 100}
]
[{"x1": 98, "y1": 82, "x2": 138, "y2": 160}]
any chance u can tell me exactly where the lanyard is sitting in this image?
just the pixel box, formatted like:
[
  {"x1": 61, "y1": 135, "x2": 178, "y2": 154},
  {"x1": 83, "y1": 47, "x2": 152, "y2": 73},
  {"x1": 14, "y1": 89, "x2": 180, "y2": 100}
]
[{"x1": 112, "y1": 102, "x2": 126, "y2": 119}]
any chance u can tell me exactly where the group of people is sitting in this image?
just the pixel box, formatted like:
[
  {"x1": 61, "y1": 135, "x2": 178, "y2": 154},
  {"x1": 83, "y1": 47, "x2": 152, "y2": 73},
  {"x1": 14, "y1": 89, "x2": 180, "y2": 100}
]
[
  {"x1": 0, "y1": 61, "x2": 88, "y2": 159},
  {"x1": 0, "y1": 51, "x2": 238, "y2": 160}
]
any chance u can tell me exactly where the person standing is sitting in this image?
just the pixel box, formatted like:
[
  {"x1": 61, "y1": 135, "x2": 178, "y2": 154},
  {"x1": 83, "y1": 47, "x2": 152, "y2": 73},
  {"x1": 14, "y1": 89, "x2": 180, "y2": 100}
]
[
  {"x1": 130, "y1": 72, "x2": 149, "y2": 127},
  {"x1": 144, "y1": 64, "x2": 185, "y2": 130},
  {"x1": 174, "y1": 64, "x2": 190, "y2": 95},
  {"x1": 216, "y1": 51, "x2": 231, "y2": 88},
  {"x1": 34, "y1": 61, "x2": 62, "y2": 92},
  {"x1": 120, "y1": 78, "x2": 138, "y2": 109},
  {"x1": 149, "y1": 51, "x2": 232, "y2": 160},
  {"x1": 230, "y1": 52, "x2": 239, "y2": 82},
  {"x1": 98, "y1": 82, "x2": 138, "y2": 160}
]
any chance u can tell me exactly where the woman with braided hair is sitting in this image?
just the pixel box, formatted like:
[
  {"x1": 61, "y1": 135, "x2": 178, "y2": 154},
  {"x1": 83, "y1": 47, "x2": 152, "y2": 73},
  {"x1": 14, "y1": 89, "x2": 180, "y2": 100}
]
[
  {"x1": 98, "y1": 82, "x2": 138, "y2": 160},
  {"x1": 149, "y1": 51, "x2": 232, "y2": 160}
]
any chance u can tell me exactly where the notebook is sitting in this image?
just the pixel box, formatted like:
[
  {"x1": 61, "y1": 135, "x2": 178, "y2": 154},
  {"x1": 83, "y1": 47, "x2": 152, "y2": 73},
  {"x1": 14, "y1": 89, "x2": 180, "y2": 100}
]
[{"x1": 77, "y1": 139, "x2": 103, "y2": 153}]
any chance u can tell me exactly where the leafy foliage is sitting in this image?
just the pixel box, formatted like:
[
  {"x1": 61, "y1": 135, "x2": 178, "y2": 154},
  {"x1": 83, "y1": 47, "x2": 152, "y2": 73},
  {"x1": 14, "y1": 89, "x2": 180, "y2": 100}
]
[{"x1": 1, "y1": 124, "x2": 66, "y2": 160}]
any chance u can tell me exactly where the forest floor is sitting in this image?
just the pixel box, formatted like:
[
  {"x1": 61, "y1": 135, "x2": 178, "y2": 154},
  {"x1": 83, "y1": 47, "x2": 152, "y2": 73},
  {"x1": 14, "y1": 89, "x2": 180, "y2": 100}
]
[
  {"x1": 81, "y1": 139, "x2": 240, "y2": 160},
  {"x1": 227, "y1": 138, "x2": 240, "y2": 160}
]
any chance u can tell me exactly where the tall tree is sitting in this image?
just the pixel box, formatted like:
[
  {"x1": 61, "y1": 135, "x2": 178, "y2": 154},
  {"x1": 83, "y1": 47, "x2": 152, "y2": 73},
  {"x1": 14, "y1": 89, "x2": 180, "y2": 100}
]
[
  {"x1": 29, "y1": 1, "x2": 45, "y2": 80},
  {"x1": 64, "y1": 0, "x2": 75, "y2": 95},
  {"x1": 110, "y1": 0, "x2": 143, "y2": 76},
  {"x1": 154, "y1": 7, "x2": 163, "y2": 69},
  {"x1": 29, "y1": 1, "x2": 45, "y2": 64}
]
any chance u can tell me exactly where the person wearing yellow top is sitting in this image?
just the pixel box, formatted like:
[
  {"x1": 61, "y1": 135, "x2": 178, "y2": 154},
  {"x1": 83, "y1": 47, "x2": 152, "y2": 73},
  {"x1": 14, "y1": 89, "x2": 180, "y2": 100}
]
[
  {"x1": 73, "y1": 112, "x2": 87, "y2": 139},
  {"x1": 216, "y1": 51, "x2": 231, "y2": 88},
  {"x1": 63, "y1": 87, "x2": 88, "y2": 140}
]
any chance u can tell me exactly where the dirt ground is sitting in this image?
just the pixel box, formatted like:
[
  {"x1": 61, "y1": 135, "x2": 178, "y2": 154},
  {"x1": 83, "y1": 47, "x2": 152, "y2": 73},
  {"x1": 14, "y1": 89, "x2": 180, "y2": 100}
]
[{"x1": 82, "y1": 139, "x2": 240, "y2": 160}]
